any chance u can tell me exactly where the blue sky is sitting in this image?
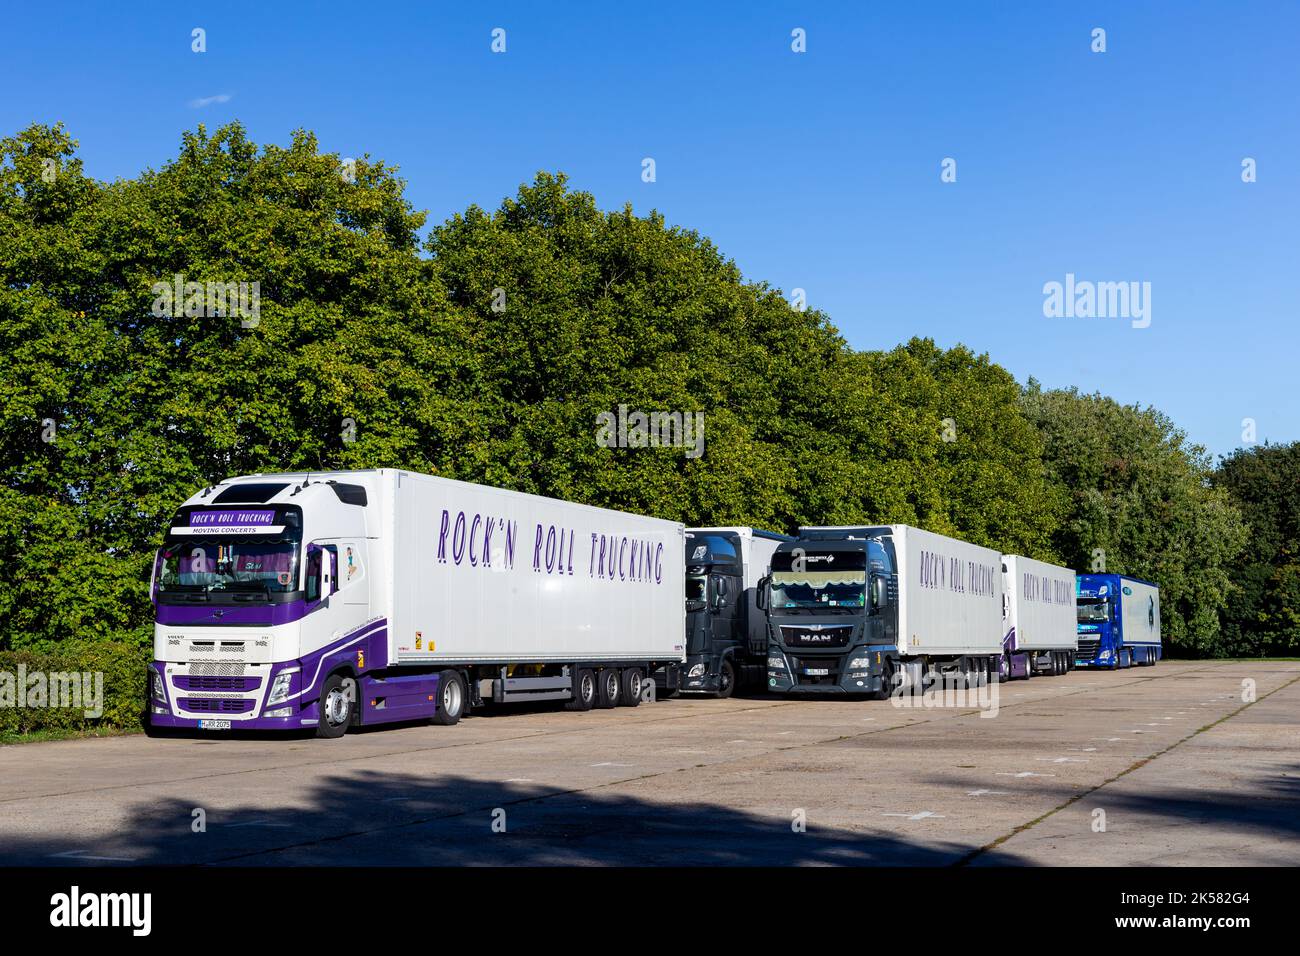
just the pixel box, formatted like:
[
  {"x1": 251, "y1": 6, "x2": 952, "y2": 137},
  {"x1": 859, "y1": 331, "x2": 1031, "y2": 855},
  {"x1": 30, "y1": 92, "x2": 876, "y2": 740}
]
[{"x1": 4, "y1": 1, "x2": 1296, "y2": 460}]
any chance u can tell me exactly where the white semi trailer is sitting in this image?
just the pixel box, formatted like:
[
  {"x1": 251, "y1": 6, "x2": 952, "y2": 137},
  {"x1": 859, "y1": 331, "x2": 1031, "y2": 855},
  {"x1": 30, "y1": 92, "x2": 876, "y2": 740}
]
[
  {"x1": 760, "y1": 524, "x2": 1004, "y2": 696},
  {"x1": 148, "y1": 470, "x2": 685, "y2": 737},
  {"x1": 999, "y1": 554, "x2": 1078, "y2": 681}
]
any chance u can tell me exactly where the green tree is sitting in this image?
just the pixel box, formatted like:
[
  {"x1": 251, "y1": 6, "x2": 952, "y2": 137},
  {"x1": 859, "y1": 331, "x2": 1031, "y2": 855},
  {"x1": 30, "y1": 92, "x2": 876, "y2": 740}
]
[
  {"x1": 1212, "y1": 442, "x2": 1300, "y2": 656},
  {"x1": 1021, "y1": 383, "x2": 1247, "y2": 656},
  {"x1": 0, "y1": 122, "x2": 480, "y2": 649}
]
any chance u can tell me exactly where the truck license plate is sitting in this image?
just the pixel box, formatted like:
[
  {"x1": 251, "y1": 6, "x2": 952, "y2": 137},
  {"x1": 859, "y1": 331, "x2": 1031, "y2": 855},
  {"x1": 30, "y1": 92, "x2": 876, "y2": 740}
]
[
  {"x1": 803, "y1": 668, "x2": 830, "y2": 676},
  {"x1": 199, "y1": 719, "x2": 231, "y2": 730}
]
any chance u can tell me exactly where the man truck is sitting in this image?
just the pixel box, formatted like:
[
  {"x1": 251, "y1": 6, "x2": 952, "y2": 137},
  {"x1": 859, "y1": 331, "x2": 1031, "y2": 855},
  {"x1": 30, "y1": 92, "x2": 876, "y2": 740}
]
[
  {"x1": 147, "y1": 469, "x2": 685, "y2": 737},
  {"x1": 999, "y1": 554, "x2": 1078, "y2": 681},
  {"x1": 760, "y1": 525, "x2": 1003, "y2": 697},
  {"x1": 1075, "y1": 573, "x2": 1162, "y2": 668},
  {"x1": 681, "y1": 527, "x2": 792, "y2": 697}
]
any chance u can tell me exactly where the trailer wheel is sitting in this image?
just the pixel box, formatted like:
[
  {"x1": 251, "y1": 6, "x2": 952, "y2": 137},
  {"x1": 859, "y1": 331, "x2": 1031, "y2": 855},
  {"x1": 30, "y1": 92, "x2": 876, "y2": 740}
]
[
  {"x1": 316, "y1": 673, "x2": 355, "y2": 739},
  {"x1": 713, "y1": 659, "x2": 736, "y2": 699},
  {"x1": 565, "y1": 668, "x2": 597, "y2": 711},
  {"x1": 618, "y1": 668, "x2": 643, "y2": 707},
  {"x1": 596, "y1": 668, "x2": 621, "y2": 708},
  {"x1": 431, "y1": 670, "x2": 465, "y2": 726}
]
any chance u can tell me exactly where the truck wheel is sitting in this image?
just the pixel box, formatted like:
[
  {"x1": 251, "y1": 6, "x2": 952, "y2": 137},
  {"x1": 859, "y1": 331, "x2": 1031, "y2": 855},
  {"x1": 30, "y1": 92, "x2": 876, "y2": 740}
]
[
  {"x1": 596, "y1": 668, "x2": 621, "y2": 708},
  {"x1": 565, "y1": 668, "x2": 597, "y2": 711},
  {"x1": 431, "y1": 670, "x2": 465, "y2": 726},
  {"x1": 997, "y1": 653, "x2": 1009, "y2": 683},
  {"x1": 713, "y1": 659, "x2": 736, "y2": 699},
  {"x1": 316, "y1": 673, "x2": 355, "y2": 739},
  {"x1": 618, "y1": 668, "x2": 643, "y2": 707}
]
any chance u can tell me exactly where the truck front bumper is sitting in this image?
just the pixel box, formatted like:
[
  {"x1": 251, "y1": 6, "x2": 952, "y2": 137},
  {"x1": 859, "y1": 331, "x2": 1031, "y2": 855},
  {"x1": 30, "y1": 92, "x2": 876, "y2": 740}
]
[
  {"x1": 148, "y1": 659, "x2": 320, "y2": 732},
  {"x1": 680, "y1": 656, "x2": 722, "y2": 693},
  {"x1": 766, "y1": 647, "x2": 889, "y2": 695}
]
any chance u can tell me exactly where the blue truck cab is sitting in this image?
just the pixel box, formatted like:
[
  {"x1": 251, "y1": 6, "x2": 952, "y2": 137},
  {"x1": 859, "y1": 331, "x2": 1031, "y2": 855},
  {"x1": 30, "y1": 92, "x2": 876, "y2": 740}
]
[{"x1": 1075, "y1": 573, "x2": 1162, "y2": 669}]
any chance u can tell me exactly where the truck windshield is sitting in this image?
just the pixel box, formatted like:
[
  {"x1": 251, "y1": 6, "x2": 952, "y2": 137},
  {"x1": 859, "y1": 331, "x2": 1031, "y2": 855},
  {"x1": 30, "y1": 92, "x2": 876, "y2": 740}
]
[
  {"x1": 156, "y1": 538, "x2": 300, "y2": 596},
  {"x1": 1077, "y1": 598, "x2": 1109, "y2": 623},
  {"x1": 769, "y1": 550, "x2": 866, "y2": 611}
]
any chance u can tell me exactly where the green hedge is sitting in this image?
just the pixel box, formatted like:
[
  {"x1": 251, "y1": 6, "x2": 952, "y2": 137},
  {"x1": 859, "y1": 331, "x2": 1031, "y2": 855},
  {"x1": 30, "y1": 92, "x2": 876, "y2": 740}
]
[{"x1": 0, "y1": 641, "x2": 148, "y2": 735}]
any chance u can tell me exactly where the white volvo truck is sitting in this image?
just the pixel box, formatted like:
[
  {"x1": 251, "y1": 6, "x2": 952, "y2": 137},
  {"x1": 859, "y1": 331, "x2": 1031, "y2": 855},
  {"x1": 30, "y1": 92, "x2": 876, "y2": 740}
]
[{"x1": 147, "y1": 470, "x2": 685, "y2": 737}]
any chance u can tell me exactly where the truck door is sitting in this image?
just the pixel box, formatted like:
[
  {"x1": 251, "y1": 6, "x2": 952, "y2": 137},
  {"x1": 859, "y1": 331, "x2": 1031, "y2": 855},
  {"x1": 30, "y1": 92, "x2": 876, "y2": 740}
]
[
  {"x1": 868, "y1": 538, "x2": 898, "y2": 647},
  {"x1": 711, "y1": 573, "x2": 740, "y2": 654}
]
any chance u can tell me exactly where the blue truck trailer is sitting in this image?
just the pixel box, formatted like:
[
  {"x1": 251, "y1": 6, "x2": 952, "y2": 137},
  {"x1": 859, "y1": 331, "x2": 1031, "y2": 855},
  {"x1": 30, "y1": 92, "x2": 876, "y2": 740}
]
[{"x1": 1074, "y1": 573, "x2": 1162, "y2": 668}]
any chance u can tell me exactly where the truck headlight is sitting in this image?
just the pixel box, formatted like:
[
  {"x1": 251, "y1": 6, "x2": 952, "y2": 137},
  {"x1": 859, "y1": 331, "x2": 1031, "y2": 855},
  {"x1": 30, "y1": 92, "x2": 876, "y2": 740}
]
[
  {"x1": 768, "y1": 657, "x2": 786, "y2": 670},
  {"x1": 847, "y1": 658, "x2": 871, "y2": 670},
  {"x1": 151, "y1": 670, "x2": 166, "y2": 702},
  {"x1": 266, "y1": 671, "x2": 295, "y2": 706},
  {"x1": 687, "y1": 663, "x2": 706, "y2": 678}
]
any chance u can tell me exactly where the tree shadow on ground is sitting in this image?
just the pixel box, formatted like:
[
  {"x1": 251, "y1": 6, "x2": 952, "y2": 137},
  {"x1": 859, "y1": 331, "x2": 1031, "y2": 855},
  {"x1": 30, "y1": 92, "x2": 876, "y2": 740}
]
[{"x1": 2, "y1": 767, "x2": 1037, "y2": 867}]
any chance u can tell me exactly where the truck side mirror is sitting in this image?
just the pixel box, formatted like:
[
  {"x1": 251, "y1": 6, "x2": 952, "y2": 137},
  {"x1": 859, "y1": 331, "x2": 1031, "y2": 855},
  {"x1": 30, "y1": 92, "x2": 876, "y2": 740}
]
[
  {"x1": 711, "y1": 577, "x2": 727, "y2": 611},
  {"x1": 756, "y1": 574, "x2": 770, "y2": 611},
  {"x1": 871, "y1": 576, "x2": 887, "y2": 610}
]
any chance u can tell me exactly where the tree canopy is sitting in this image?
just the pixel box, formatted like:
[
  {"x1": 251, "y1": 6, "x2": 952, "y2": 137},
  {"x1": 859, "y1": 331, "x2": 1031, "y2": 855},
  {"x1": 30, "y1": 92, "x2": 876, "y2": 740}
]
[{"x1": 0, "y1": 122, "x2": 1270, "y2": 657}]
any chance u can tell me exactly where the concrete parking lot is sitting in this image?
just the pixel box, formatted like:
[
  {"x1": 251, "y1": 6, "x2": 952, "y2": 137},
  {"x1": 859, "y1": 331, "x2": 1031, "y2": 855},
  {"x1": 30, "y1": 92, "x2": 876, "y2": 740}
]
[{"x1": 1, "y1": 661, "x2": 1296, "y2": 866}]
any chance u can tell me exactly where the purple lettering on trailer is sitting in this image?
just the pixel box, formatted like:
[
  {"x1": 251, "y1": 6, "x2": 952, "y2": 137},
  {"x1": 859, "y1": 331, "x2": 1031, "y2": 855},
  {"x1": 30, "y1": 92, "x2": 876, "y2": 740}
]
[
  {"x1": 483, "y1": 516, "x2": 495, "y2": 567},
  {"x1": 437, "y1": 510, "x2": 450, "y2": 564},
  {"x1": 469, "y1": 514, "x2": 482, "y2": 566},
  {"x1": 453, "y1": 512, "x2": 467, "y2": 565}
]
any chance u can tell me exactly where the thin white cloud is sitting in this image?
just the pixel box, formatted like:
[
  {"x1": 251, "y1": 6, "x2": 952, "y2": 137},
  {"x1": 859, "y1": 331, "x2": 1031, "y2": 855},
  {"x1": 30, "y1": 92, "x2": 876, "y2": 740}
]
[{"x1": 188, "y1": 93, "x2": 232, "y2": 109}]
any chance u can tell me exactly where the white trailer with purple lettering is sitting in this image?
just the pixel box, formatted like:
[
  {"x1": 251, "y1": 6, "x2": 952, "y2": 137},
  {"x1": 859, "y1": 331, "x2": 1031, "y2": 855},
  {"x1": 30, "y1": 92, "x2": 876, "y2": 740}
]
[
  {"x1": 148, "y1": 469, "x2": 685, "y2": 738},
  {"x1": 999, "y1": 554, "x2": 1078, "y2": 681}
]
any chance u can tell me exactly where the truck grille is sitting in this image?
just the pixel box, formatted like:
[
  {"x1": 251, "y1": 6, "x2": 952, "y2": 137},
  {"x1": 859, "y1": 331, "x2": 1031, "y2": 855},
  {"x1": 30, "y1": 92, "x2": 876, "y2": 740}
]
[
  {"x1": 781, "y1": 625, "x2": 853, "y2": 648},
  {"x1": 186, "y1": 662, "x2": 247, "y2": 677},
  {"x1": 179, "y1": 698, "x2": 256, "y2": 714},
  {"x1": 1076, "y1": 637, "x2": 1101, "y2": 659},
  {"x1": 174, "y1": 676, "x2": 262, "y2": 691}
]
